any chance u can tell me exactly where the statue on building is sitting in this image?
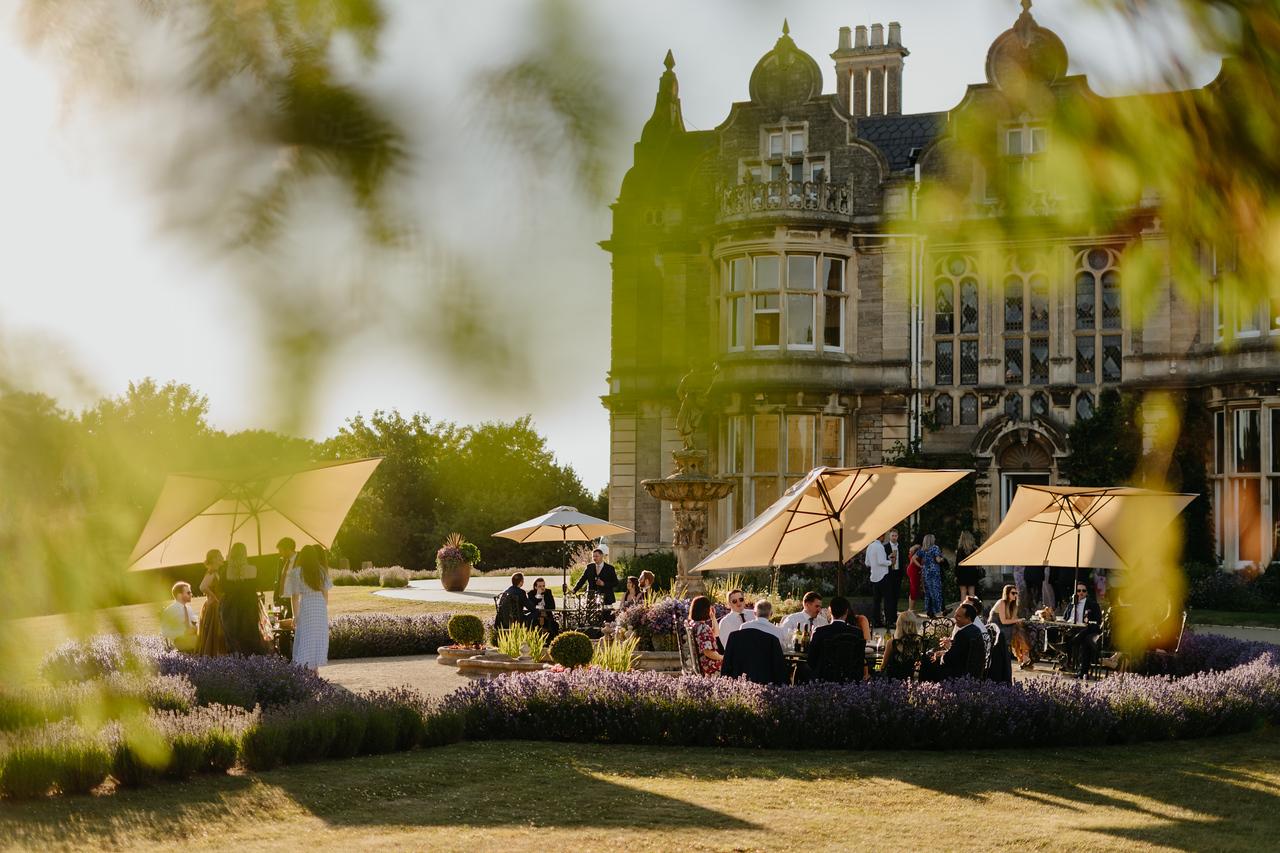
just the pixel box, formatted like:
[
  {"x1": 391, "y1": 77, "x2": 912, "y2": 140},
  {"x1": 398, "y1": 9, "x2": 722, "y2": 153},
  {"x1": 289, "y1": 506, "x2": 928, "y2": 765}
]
[{"x1": 674, "y1": 363, "x2": 719, "y2": 450}]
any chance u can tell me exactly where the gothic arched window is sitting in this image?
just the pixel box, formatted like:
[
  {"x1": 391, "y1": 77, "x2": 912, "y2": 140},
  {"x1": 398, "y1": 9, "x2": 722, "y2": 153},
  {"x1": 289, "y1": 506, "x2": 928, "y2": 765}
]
[
  {"x1": 960, "y1": 393, "x2": 979, "y2": 426},
  {"x1": 934, "y1": 393, "x2": 953, "y2": 426}
]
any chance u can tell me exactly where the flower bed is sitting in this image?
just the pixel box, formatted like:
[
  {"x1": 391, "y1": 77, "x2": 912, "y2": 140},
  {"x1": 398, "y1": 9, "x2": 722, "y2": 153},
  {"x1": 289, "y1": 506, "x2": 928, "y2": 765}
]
[
  {"x1": 445, "y1": 632, "x2": 1280, "y2": 751},
  {"x1": 329, "y1": 613, "x2": 493, "y2": 659}
]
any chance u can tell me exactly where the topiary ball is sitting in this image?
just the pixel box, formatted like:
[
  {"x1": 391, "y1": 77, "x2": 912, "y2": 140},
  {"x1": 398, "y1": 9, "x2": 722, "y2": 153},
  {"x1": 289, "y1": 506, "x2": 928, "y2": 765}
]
[
  {"x1": 447, "y1": 614, "x2": 485, "y2": 647},
  {"x1": 549, "y1": 631, "x2": 594, "y2": 668}
]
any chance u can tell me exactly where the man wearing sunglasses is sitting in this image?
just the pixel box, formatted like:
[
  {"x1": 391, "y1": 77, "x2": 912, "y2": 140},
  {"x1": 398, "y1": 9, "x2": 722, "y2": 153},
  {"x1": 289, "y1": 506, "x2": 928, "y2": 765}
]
[
  {"x1": 717, "y1": 588, "x2": 756, "y2": 650},
  {"x1": 1060, "y1": 579, "x2": 1103, "y2": 678}
]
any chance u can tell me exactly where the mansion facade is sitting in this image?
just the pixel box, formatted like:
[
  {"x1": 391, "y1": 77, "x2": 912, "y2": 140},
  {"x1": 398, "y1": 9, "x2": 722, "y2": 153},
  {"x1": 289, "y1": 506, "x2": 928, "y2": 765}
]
[{"x1": 602, "y1": 7, "x2": 1280, "y2": 569}]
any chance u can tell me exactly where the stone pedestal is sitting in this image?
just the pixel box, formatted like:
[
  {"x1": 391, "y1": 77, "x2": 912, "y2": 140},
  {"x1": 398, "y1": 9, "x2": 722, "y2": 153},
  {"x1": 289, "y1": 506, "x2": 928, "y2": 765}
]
[{"x1": 642, "y1": 448, "x2": 733, "y2": 597}]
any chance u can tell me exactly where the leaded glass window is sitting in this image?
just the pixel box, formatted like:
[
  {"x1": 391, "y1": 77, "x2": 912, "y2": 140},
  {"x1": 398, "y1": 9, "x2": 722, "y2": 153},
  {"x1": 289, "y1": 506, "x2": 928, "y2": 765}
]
[
  {"x1": 1005, "y1": 392, "x2": 1023, "y2": 421},
  {"x1": 1030, "y1": 392, "x2": 1049, "y2": 418},
  {"x1": 1076, "y1": 336, "x2": 1095, "y2": 384},
  {"x1": 1076, "y1": 392, "x2": 1094, "y2": 421},
  {"x1": 1030, "y1": 338, "x2": 1049, "y2": 385},
  {"x1": 1004, "y1": 275, "x2": 1023, "y2": 332},
  {"x1": 934, "y1": 394, "x2": 953, "y2": 426},
  {"x1": 960, "y1": 340, "x2": 978, "y2": 385},
  {"x1": 1005, "y1": 339, "x2": 1023, "y2": 384},
  {"x1": 935, "y1": 280, "x2": 954, "y2": 335},
  {"x1": 960, "y1": 279, "x2": 979, "y2": 334},
  {"x1": 936, "y1": 340, "x2": 953, "y2": 385},
  {"x1": 1029, "y1": 275, "x2": 1049, "y2": 332},
  {"x1": 1101, "y1": 335, "x2": 1122, "y2": 382},
  {"x1": 960, "y1": 393, "x2": 978, "y2": 425}
]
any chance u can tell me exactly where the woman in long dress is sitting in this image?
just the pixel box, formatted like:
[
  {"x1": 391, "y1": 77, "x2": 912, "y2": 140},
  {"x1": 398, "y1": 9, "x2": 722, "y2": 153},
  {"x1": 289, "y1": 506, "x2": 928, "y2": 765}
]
[
  {"x1": 286, "y1": 544, "x2": 332, "y2": 670},
  {"x1": 220, "y1": 542, "x2": 268, "y2": 655},
  {"x1": 919, "y1": 534, "x2": 945, "y2": 618},
  {"x1": 197, "y1": 548, "x2": 228, "y2": 656}
]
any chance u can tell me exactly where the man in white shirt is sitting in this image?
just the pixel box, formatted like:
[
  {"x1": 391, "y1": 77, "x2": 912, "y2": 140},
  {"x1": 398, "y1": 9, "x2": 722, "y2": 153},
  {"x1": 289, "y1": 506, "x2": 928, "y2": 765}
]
[
  {"x1": 717, "y1": 588, "x2": 756, "y2": 649},
  {"x1": 779, "y1": 591, "x2": 829, "y2": 639},
  {"x1": 865, "y1": 534, "x2": 892, "y2": 628},
  {"x1": 160, "y1": 581, "x2": 199, "y2": 653},
  {"x1": 740, "y1": 600, "x2": 783, "y2": 642}
]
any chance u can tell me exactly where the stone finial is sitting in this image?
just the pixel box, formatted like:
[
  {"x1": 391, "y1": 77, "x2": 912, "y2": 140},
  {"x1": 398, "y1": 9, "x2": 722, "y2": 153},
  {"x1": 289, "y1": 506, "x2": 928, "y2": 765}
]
[
  {"x1": 1022, "y1": 0, "x2": 1033, "y2": 12},
  {"x1": 870, "y1": 23, "x2": 884, "y2": 47},
  {"x1": 838, "y1": 26, "x2": 851, "y2": 50},
  {"x1": 664, "y1": 49, "x2": 675, "y2": 71},
  {"x1": 888, "y1": 21, "x2": 902, "y2": 46},
  {"x1": 782, "y1": 18, "x2": 790, "y2": 36},
  {"x1": 855, "y1": 25, "x2": 868, "y2": 48}
]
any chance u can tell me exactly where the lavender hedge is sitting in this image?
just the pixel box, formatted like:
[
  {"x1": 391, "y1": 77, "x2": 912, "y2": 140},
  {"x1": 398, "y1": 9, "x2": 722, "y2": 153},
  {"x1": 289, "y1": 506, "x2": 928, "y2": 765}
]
[
  {"x1": 445, "y1": 633, "x2": 1280, "y2": 751},
  {"x1": 156, "y1": 653, "x2": 334, "y2": 709},
  {"x1": 328, "y1": 613, "x2": 493, "y2": 659}
]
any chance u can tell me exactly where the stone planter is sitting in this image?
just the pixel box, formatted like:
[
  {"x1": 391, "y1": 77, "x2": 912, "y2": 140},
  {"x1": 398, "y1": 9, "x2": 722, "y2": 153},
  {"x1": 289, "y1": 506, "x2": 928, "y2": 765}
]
[
  {"x1": 651, "y1": 633, "x2": 677, "y2": 652},
  {"x1": 633, "y1": 651, "x2": 681, "y2": 672},
  {"x1": 440, "y1": 559, "x2": 473, "y2": 592},
  {"x1": 436, "y1": 645, "x2": 487, "y2": 666},
  {"x1": 456, "y1": 654, "x2": 550, "y2": 679}
]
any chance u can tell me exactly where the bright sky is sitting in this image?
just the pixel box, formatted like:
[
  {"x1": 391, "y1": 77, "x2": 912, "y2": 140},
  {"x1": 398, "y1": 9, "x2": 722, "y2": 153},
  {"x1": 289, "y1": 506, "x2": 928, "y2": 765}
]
[{"x1": 0, "y1": 1, "x2": 1216, "y2": 491}]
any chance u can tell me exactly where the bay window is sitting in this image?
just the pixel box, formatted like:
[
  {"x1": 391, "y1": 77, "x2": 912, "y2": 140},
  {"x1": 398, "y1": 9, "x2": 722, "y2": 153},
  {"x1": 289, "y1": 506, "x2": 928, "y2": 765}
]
[
  {"x1": 722, "y1": 413, "x2": 845, "y2": 535},
  {"x1": 721, "y1": 251, "x2": 848, "y2": 354}
]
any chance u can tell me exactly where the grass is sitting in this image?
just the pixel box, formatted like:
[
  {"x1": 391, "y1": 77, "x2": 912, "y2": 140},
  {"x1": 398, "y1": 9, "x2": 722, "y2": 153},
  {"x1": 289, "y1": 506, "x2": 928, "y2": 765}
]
[
  {"x1": 1190, "y1": 609, "x2": 1280, "y2": 629},
  {"x1": 1, "y1": 587, "x2": 491, "y2": 686},
  {"x1": 3, "y1": 733, "x2": 1280, "y2": 851}
]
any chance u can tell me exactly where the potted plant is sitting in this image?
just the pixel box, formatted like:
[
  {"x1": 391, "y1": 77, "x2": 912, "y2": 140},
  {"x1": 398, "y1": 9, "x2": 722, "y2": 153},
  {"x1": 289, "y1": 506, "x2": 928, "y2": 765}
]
[
  {"x1": 436, "y1": 614, "x2": 488, "y2": 665},
  {"x1": 437, "y1": 533, "x2": 481, "y2": 592}
]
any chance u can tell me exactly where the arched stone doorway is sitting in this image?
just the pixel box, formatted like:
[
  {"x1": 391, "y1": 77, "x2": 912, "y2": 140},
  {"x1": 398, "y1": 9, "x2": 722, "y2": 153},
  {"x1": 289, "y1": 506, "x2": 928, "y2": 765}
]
[{"x1": 971, "y1": 416, "x2": 1070, "y2": 537}]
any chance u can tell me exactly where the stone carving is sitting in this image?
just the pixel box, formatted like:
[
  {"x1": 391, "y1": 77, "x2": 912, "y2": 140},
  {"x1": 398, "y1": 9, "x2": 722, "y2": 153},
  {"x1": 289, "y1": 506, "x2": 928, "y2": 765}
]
[
  {"x1": 675, "y1": 364, "x2": 718, "y2": 450},
  {"x1": 718, "y1": 178, "x2": 852, "y2": 221},
  {"x1": 673, "y1": 505, "x2": 708, "y2": 549}
]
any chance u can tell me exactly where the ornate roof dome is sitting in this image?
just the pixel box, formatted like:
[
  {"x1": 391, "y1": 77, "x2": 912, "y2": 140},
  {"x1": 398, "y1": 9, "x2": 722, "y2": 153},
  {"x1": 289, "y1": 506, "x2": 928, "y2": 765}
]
[
  {"x1": 984, "y1": 0, "x2": 1069, "y2": 89},
  {"x1": 748, "y1": 20, "x2": 824, "y2": 107}
]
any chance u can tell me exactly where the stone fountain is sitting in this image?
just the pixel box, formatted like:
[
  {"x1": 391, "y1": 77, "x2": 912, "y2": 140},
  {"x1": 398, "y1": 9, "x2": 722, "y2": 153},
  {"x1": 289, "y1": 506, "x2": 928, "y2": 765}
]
[{"x1": 642, "y1": 366, "x2": 733, "y2": 596}]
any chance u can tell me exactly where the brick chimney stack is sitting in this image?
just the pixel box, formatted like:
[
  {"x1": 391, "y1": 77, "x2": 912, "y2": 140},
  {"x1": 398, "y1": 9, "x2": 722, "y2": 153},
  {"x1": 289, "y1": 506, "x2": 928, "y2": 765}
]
[{"x1": 832, "y1": 20, "x2": 909, "y2": 117}]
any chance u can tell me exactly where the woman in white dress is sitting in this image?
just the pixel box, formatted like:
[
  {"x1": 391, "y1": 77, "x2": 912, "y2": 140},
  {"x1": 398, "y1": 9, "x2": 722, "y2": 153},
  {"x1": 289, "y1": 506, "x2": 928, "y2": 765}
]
[{"x1": 285, "y1": 544, "x2": 332, "y2": 670}]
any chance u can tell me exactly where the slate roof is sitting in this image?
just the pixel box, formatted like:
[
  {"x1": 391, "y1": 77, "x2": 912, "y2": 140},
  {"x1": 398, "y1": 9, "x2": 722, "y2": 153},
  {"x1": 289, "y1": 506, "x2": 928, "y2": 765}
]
[{"x1": 856, "y1": 111, "x2": 948, "y2": 172}]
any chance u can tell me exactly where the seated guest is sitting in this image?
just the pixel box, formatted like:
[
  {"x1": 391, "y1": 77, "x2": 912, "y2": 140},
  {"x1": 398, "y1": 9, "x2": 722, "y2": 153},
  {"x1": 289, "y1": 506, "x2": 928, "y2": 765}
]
[
  {"x1": 881, "y1": 610, "x2": 924, "y2": 680},
  {"x1": 779, "y1": 591, "x2": 828, "y2": 642},
  {"x1": 1061, "y1": 580, "x2": 1103, "y2": 678},
  {"x1": 495, "y1": 572, "x2": 531, "y2": 630},
  {"x1": 621, "y1": 575, "x2": 643, "y2": 607},
  {"x1": 806, "y1": 596, "x2": 866, "y2": 683},
  {"x1": 925, "y1": 603, "x2": 985, "y2": 681},
  {"x1": 717, "y1": 588, "x2": 756, "y2": 650},
  {"x1": 527, "y1": 577, "x2": 558, "y2": 639},
  {"x1": 989, "y1": 585, "x2": 1032, "y2": 669},
  {"x1": 160, "y1": 581, "x2": 199, "y2": 653},
  {"x1": 740, "y1": 600, "x2": 784, "y2": 642},
  {"x1": 722, "y1": 602, "x2": 787, "y2": 685},
  {"x1": 685, "y1": 595, "x2": 722, "y2": 676}
]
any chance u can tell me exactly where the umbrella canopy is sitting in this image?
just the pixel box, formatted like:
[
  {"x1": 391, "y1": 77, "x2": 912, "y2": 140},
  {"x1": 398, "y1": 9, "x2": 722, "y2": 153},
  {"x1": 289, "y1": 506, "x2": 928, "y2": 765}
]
[
  {"x1": 128, "y1": 457, "x2": 383, "y2": 571},
  {"x1": 492, "y1": 506, "x2": 633, "y2": 544},
  {"x1": 693, "y1": 465, "x2": 971, "y2": 573},
  {"x1": 959, "y1": 485, "x2": 1196, "y2": 571}
]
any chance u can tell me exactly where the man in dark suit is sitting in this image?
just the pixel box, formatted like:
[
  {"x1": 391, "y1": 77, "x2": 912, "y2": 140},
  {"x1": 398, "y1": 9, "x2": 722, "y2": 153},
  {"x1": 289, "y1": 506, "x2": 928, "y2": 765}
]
[
  {"x1": 1060, "y1": 579, "x2": 1103, "y2": 677},
  {"x1": 883, "y1": 528, "x2": 903, "y2": 627},
  {"x1": 495, "y1": 572, "x2": 531, "y2": 630},
  {"x1": 722, "y1": 600, "x2": 788, "y2": 685},
  {"x1": 936, "y1": 602, "x2": 985, "y2": 680},
  {"x1": 806, "y1": 596, "x2": 866, "y2": 683},
  {"x1": 573, "y1": 548, "x2": 619, "y2": 606}
]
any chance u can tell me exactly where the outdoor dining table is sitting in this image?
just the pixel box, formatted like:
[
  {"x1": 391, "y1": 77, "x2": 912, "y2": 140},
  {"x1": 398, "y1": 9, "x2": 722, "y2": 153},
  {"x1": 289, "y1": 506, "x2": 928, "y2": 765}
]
[{"x1": 1029, "y1": 617, "x2": 1089, "y2": 670}]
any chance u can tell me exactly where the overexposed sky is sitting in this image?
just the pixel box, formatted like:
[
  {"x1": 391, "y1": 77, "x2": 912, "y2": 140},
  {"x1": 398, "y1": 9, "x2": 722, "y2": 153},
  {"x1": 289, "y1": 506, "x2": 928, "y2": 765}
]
[{"x1": 0, "y1": 0, "x2": 1217, "y2": 490}]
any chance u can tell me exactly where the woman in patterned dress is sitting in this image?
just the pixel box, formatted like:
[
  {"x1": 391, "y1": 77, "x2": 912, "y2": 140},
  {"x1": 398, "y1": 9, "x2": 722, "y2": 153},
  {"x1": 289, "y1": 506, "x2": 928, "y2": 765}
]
[
  {"x1": 197, "y1": 548, "x2": 228, "y2": 656},
  {"x1": 920, "y1": 534, "x2": 945, "y2": 618},
  {"x1": 286, "y1": 544, "x2": 332, "y2": 670},
  {"x1": 685, "y1": 595, "x2": 722, "y2": 676}
]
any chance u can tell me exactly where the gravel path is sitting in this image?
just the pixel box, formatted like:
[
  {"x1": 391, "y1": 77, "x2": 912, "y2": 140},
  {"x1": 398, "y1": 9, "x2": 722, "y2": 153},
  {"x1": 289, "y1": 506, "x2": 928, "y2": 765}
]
[{"x1": 321, "y1": 654, "x2": 471, "y2": 700}]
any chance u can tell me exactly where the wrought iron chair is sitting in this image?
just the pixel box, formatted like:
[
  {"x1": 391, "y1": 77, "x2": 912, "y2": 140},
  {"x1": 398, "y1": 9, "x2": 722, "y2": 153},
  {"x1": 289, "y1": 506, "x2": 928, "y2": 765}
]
[{"x1": 675, "y1": 623, "x2": 700, "y2": 676}]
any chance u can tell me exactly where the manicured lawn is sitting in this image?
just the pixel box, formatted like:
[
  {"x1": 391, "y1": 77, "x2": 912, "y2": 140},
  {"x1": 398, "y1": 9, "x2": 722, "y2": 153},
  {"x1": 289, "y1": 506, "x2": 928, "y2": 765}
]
[
  {"x1": 1, "y1": 587, "x2": 490, "y2": 685},
  {"x1": 1190, "y1": 609, "x2": 1280, "y2": 629},
  {"x1": 3, "y1": 733, "x2": 1280, "y2": 851}
]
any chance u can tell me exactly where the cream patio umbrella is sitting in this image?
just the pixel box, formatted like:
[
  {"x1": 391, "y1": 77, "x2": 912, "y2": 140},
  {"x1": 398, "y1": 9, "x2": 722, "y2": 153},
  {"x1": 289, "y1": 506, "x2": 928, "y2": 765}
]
[
  {"x1": 493, "y1": 506, "x2": 634, "y2": 593},
  {"x1": 958, "y1": 485, "x2": 1197, "y2": 588},
  {"x1": 692, "y1": 466, "x2": 971, "y2": 580},
  {"x1": 128, "y1": 457, "x2": 383, "y2": 571}
]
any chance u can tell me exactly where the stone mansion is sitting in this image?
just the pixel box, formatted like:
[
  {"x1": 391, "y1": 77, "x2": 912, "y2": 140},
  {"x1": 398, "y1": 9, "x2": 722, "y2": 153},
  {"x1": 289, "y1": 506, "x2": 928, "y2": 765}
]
[{"x1": 602, "y1": 5, "x2": 1280, "y2": 569}]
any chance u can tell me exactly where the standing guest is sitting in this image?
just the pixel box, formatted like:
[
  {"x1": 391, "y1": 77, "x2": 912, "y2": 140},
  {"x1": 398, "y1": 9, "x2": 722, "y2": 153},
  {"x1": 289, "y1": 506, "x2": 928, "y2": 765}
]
[
  {"x1": 496, "y1": 572, "x2": 530, "y2": 630},
  {"x1": 573, "y1": 548, "x2": 619, "y2": 606},
  {"x1": 1061, "y1": 580, "x2": 1103, "y2": 678},
  {"x1": 722, "y1": 600, "x2": 787, "y2": 685},
  {"x1": 717, "y1": 588, "x2": 756, "y2": 649},
  {"x1": 865, "y1": 533, "x2": 892, "y2": 629},
  {"x1": 160, "y1": 581, "x2": 199, "y2": 653},
  {"x1": 527, "y1": 577, "x2": 559, "y2": 638},
  {"x1": 882, "y1": 610, "x2": 924, "y2": 680},
  {"x1": 919, "y1": 534, "x2": 945, "y2": 618},
  {"x1": 806, "y1": 596, "x2": 866, "y2": 683},
  {"x1": 637, "y1": 570, "x2": 656, "y2": 595},
  {"x1": 286, "y1": 544, "x2": 332, "y2": 671},
  {"x1": 272, "y1": 537, "x2": 299, "y2": 620},
  {"x1": 989, "y1": 584, "x2": 1032, "y2": 668},
  {"x1": 778, "y1": 591, "x2": 829, "y2": 642},
  {"x1": 197, "y1": 549, "x2": 228, "y2": 657},
  {"x1": 1023, "y1": 564, "x2": 1045, "y2": 613},
  {"x1": 621, "y1": 576, "x2": 643, "y2": 607},
  {"x1": 906, "y1": 544, "x2": 924, "y2": 613},
  {"x1": 685, "y1": 595, "x2": 723, "y2": 676},
  {"x1": 220, "y1": 542, "x2": 268, "y2": 655},
  {"x1": 926, "y1": 603, "x2": 985, "y2": 680},
  {"x1": 954, "y1": 531, "x2": 980, "y2": 600},
  {"x1": 884, "y1": 529, "x2": 903, "y2": 626}
]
